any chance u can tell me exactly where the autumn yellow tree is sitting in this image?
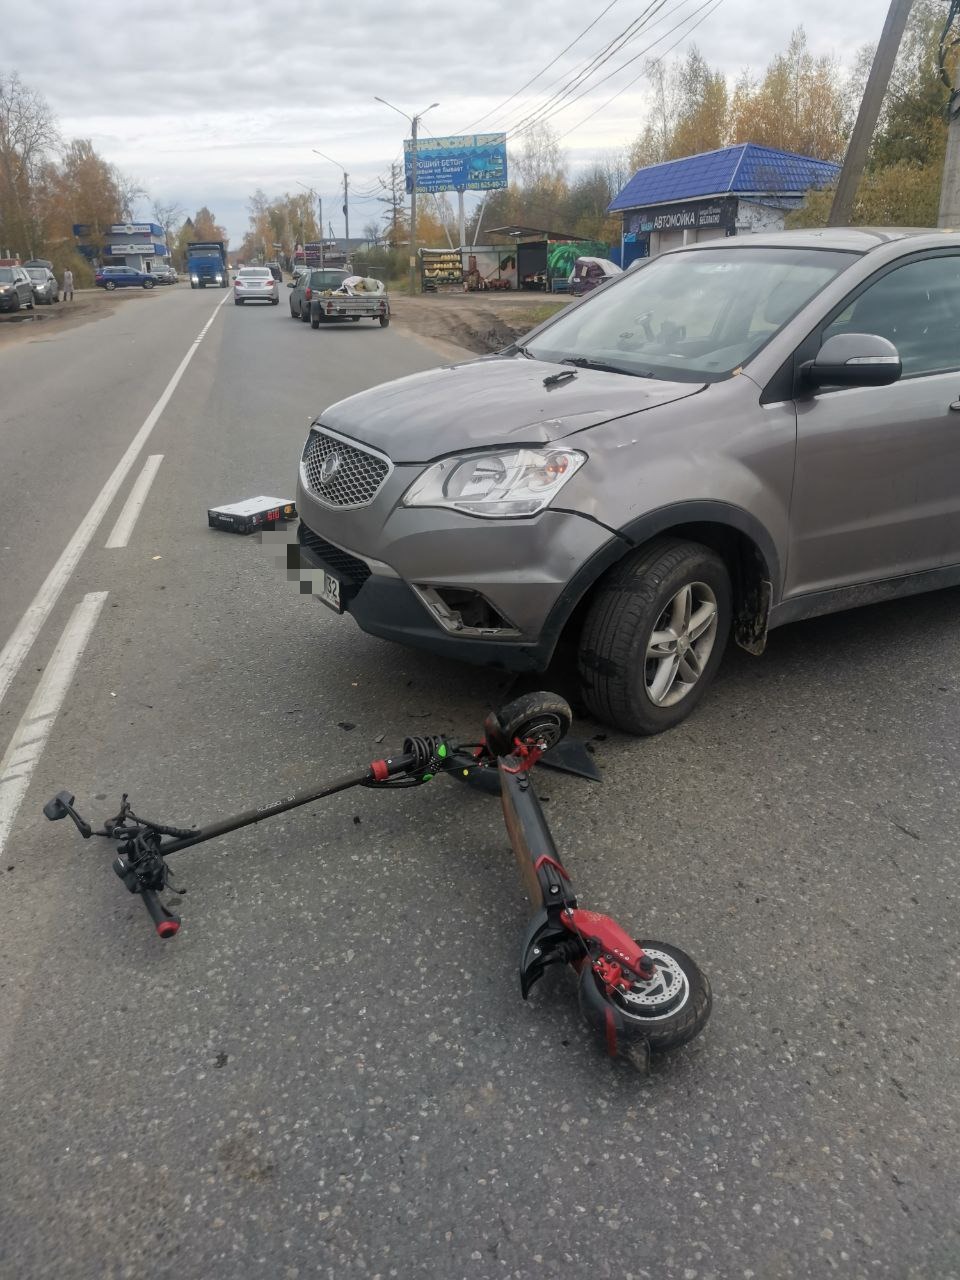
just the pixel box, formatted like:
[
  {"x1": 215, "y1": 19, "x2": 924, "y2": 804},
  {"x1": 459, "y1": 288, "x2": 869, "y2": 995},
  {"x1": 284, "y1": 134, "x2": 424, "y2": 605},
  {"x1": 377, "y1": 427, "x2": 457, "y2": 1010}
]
[{"x1": 727, "y1": 28, "x2": 847, "y2": 161}]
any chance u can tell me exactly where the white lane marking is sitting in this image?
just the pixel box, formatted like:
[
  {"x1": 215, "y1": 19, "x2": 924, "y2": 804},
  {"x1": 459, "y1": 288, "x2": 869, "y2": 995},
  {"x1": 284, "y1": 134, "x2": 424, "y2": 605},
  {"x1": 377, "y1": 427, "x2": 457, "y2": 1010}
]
[
  {"x1": 0, "y1": 290, "x2": 230, "y2": 712},
  {"x1": 104, "y1": 454, "x2": 164, "y2": 549},
  {"x1": 0, "y1": 592, "x2": 108, "y2": 857}
]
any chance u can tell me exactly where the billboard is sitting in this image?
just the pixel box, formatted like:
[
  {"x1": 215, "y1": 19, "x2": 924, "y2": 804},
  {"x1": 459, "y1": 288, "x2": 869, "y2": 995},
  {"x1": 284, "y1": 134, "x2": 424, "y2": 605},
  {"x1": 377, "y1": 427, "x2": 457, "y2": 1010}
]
[{"x1": 404, "y1": 133, "x2": 507, "y2": 194}]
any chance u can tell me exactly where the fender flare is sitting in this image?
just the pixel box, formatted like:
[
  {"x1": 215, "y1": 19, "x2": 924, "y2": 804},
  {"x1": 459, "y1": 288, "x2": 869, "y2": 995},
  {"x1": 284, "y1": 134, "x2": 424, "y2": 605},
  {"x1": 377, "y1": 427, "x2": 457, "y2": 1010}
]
[{"x1": 539, "y1": 501, "x2": 781, "y2": 662}]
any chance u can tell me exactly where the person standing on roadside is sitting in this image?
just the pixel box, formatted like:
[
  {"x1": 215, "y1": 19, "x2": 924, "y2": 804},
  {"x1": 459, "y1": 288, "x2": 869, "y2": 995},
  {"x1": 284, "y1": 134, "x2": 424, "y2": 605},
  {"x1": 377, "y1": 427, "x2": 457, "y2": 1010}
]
[{"x1": 62, "y1": 268, "x2": 74, "y2": 301}]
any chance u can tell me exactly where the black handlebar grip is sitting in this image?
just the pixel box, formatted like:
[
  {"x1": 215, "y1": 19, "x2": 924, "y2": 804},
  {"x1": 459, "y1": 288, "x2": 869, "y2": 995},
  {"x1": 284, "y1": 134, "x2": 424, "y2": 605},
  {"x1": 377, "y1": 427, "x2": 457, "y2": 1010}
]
[{"x1": 141, "y1": 889, "x2": 181, "y2": 939}]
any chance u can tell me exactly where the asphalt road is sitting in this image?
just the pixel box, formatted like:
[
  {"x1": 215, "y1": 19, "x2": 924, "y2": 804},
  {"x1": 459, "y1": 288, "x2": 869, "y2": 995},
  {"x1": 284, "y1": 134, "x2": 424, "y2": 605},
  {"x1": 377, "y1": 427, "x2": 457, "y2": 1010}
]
[{"x1": 1, "y1": 284, "x2": 959, "y2": 1280}]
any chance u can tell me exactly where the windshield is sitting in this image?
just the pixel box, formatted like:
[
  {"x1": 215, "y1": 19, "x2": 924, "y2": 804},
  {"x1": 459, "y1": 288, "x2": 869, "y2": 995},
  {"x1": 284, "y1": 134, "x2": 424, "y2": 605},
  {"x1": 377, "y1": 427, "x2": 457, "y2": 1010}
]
[
  {"x1": 524, "y1": 247, "x2": 854, "y2": 382},
  {"x1": 311, "y1": 271, "x2": 347, "y2": 289}
]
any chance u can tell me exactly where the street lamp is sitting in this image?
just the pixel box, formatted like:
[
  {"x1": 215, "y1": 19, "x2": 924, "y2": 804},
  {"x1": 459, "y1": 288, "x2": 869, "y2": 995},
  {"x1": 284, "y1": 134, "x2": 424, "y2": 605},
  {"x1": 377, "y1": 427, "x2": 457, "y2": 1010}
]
[
  {"x1": 295, "y1": 181, "x2": 323, "y2": 267},
  {"x1": 374, "y1": 96, "x2": 439, "y2": 295},
  {"x1": 313, "y1": 148, "x2": 350, "y2": 261}
]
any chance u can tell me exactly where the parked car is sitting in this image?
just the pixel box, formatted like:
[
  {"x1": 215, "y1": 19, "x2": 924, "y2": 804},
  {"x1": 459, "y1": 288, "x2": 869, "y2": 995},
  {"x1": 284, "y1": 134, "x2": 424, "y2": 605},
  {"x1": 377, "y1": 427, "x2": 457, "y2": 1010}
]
[
  {"x1": 265, "y1": 262, "x2": 283, "y2": 282},
  {"x1": 152, "y1": 263, "x2": 178, "y2": 284},
  {"x1": 0, "y1": 265, "x2": 36, "y2": 312},
  {"x1": 233, "y1": 266, "x2": 279, "y2": 305},
  {"x1": 294, "y1": 227, "x2": 960, "y2": 735},
  {"x1": 95, "y1": 265, "x2": 156, "y2": 290},
  {"x1": 288, "y1": 268, "x2": 349, "y2": 320},
  {"x1": 569, "y1": 256, "x2": 622, "y2": 297},
  {"x1": 24, "y1": 266, "x2": 58, "y2": 304}
]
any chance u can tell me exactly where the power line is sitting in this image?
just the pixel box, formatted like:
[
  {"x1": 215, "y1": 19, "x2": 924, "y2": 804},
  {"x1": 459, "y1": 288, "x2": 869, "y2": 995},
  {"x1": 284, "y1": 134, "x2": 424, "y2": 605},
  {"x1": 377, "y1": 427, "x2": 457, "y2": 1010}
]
[
  {"x1": 513, "y1": 0, "x2": 722, "y2": 140},
  {"x1": 496, "y1": 0, "x2": 672, "y2": 137},
  {"x1": 556, "y1": 0, "x2": 725, "y2": 141},
  {"x1": 457, "y1": 0, "x2": 621, "y2": 134}
]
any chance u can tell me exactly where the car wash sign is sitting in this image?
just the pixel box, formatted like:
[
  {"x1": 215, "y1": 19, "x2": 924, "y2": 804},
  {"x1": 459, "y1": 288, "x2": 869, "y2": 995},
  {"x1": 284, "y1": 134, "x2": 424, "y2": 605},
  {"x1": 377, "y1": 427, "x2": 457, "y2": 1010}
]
[
  {"x1": 630, "y1": 199, "x2": 737, "y2": 236},
  {"x1": 404, "y1": 133, "x2": 507, "y2": 193}
]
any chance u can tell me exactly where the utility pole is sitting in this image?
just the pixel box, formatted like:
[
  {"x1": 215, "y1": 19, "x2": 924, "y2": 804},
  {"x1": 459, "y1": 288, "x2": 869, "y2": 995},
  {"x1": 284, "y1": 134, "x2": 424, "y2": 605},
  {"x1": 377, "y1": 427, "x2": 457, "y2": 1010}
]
[
  {"x1": 938, "y1": 1, "x2": 960, "y2": 226},
  {"x1": 313, "y1": 148, "x2": 350, "y2": 259},
  {"x1": 409, "y1": 112, "x2": 419, "y2": 296},
  {"x1": 374, "y1": 97, "x2": 440, "y2": 295},
  {"x1": 827, "y1": 0, "x2": 914, "y2": 226}
]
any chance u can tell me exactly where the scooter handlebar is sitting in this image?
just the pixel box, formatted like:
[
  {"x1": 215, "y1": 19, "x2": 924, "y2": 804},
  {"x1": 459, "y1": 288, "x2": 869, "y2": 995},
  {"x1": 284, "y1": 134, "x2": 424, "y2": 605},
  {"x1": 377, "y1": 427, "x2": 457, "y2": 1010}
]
[{"x1": 141, "y1": 889, "x2": 181, "y2": 938}]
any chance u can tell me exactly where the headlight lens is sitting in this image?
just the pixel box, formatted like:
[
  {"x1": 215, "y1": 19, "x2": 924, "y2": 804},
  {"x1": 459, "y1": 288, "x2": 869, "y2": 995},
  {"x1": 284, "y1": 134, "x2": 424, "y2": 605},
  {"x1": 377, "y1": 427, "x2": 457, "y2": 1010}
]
[{"x1": 403, "y1": 447, "x2": 586, "y2": 518}]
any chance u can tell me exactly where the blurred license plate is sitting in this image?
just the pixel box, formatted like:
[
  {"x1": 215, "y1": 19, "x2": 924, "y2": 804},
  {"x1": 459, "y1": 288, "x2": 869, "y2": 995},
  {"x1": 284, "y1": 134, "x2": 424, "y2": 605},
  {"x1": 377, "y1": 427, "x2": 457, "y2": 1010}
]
[{"x1": 319, "y1": 571, "x2": 341, "y2": 612}]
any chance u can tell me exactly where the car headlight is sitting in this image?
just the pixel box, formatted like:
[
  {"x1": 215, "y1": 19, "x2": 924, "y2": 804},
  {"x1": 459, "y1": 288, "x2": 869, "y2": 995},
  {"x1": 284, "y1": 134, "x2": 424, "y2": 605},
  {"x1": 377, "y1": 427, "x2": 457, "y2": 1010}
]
[{"x1": 402, "y1": 446, "x2": 586, "y2": 519}]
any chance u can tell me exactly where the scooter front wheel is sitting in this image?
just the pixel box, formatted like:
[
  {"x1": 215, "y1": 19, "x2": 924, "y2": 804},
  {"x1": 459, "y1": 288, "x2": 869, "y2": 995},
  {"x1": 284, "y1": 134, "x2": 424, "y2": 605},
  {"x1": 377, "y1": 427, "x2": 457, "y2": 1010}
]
[{"x1": 578, "y1": 939, "x2": 711, "y2": 1064}]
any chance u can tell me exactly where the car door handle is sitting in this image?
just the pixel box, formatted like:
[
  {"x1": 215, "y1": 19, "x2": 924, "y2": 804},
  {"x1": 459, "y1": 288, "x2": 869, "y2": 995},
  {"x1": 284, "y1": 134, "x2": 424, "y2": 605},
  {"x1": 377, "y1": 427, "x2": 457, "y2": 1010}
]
[{"x1": 950, "y1": 399, "x2": 960, "y2": 411}]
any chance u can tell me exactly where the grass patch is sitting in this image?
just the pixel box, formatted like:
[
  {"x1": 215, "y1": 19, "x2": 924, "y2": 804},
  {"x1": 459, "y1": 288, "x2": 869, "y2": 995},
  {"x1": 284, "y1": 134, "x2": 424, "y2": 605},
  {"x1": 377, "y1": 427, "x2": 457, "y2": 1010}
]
[{"x1": 523, "y1": 302, "x2": 567, "y2": 326}]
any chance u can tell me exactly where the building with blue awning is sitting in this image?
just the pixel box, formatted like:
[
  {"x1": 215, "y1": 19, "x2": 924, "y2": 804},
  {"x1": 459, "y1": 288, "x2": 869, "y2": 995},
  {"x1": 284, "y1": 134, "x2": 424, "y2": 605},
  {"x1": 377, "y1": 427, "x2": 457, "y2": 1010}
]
[{"x1": 609, "y1": 143, "x2": 840, "y2": 267}]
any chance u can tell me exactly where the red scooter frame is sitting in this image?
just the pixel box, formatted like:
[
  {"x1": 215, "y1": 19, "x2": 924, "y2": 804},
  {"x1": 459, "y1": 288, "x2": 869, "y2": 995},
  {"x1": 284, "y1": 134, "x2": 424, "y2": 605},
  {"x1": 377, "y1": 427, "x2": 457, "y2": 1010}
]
[{"x1": 43, "y1": 691, "x2": 710, "y2": 1069}]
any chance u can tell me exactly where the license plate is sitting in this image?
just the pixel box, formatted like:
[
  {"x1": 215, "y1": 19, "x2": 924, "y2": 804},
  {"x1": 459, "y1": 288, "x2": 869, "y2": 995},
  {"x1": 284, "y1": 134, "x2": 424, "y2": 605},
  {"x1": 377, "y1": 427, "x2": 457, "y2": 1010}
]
[{"x1": 319, "y1": 571, "x2": 342, "y2": 613}]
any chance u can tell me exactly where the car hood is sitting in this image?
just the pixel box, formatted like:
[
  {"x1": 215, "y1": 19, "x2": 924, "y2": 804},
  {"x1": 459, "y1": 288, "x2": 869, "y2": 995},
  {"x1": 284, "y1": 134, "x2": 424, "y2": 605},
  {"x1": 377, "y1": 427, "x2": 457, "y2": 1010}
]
[{"x1": 318, "y1": 354, "x2": 705, "y2": 462}]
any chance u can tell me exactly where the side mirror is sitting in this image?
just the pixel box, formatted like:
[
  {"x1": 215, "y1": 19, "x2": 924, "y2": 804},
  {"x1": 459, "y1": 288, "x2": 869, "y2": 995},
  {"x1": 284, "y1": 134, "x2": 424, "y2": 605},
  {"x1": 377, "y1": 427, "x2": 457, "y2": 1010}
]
[
  {"x1": 287, "y1": 281, "x2": 294, "y2": 287},
  {"x1": 803, "y1": 333, "x2": 902, "y2": 389}
]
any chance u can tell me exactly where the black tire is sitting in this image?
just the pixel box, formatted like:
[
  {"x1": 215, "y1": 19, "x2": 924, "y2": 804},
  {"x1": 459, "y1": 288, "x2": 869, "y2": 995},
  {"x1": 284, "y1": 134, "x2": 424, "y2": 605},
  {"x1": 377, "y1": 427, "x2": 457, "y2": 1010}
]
[
  {"x1": 235, "y1": 298, "x2": 243, "y2": 305},
  {"x1": 485, "y1": 691, "x2": 572, "y2": 755},
  {"x1": 104, "y1": 281, "x2": 116, "y2": 291},
  {"x1": 271, "y1": 297, "x2": 279, "y2": 305},
  {"x1": 612, "y1": 940, "x2": 711, "y2": 1055},
  {"x1": 143, "y1": 279, "x2": 155, "y2": 289},
  {"x1": 310, "y1": 313, "x2": 320, "y2": 328},
  {"x1": 300, "y1": 303, "x2": 311, "y2": 323},
  {"x1": 352, "y1": 316, "x2": 361, "y2": 322},
  {"x1": 379, "y1": 315, "x2": 390, "y2": 327},
  {"x1": 578, "y1": 538, "x2": 731, "y2": 735}
]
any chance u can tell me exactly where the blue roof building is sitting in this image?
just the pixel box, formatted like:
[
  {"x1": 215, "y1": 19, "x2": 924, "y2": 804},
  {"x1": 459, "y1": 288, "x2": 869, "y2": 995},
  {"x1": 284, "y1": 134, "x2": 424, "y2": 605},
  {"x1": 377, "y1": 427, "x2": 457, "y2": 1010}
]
[{"x1": 609, "y1": 143, "x2": 840, "y2": 267}]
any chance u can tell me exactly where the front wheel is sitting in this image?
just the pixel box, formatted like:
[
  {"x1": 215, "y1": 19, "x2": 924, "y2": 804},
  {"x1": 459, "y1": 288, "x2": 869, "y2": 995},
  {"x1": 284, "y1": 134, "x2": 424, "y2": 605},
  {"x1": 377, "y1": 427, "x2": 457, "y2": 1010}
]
[
  {"x1": 578, "y1": 538, "x2": 731, "y2": 735},
  {"x1": 581, "y1": 940, "x2": 711, "y2": 1061},
  {"x1": 379, "y1": 315, "x2": 390, "y2": 327},
  {"x1": 143, "y1": 279, "x2": 155, "y2": 289},
  {"x1": 104, "y1": 281, "x2": 116, "y2": 291}
]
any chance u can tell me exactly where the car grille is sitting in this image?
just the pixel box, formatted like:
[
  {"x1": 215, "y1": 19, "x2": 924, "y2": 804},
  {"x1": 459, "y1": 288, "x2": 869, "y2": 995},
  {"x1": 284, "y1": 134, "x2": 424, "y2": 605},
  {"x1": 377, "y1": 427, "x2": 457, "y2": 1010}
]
[
  {"x1": 298, "y1": 523, "x2": 371, "y2": 590},
  {"x1": 301, "y1": 429, "x2": 391, "y2": 508}
]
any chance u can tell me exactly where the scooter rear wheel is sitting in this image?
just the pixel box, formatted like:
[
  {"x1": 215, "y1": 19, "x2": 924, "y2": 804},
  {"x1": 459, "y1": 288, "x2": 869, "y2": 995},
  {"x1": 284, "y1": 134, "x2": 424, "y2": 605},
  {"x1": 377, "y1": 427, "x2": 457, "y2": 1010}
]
[{"x1": 485, "y1": 691, "x2": 572, "y2": 756}]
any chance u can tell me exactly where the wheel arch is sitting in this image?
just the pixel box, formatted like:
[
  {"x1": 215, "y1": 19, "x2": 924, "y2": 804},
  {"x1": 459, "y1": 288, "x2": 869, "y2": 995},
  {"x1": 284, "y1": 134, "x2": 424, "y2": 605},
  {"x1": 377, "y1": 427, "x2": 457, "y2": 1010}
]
[{"x1": 548, "y1": 502, "x2": 779, "y2": 662}]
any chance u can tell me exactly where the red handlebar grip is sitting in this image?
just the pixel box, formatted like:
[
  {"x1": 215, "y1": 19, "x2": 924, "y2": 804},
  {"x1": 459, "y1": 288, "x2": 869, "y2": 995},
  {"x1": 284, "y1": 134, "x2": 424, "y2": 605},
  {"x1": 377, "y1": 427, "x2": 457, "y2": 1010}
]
[{"x1": 142, "y1": 889, "x2": 181, "y2": 938}]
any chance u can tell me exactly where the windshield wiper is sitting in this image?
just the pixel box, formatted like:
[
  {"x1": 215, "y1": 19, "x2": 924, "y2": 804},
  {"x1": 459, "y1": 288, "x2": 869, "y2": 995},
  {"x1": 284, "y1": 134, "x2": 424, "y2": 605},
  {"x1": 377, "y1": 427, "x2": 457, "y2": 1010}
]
[{"x1": 559, "y1": 357, "x2": 654, "y2": 378}]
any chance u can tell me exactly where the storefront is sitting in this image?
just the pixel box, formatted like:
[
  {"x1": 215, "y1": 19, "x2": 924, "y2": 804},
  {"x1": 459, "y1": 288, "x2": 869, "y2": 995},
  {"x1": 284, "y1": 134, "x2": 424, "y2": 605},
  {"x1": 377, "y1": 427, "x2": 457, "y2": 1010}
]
[
  {"x1": 103, "y1": 222, "x2": 169, "y2": 272},
  {"x1": 610, "y1": 143, "x2": 840, "y2": 267},
  {"x1": 486, "y1": 227, "x2": 603, "y2": 291}
]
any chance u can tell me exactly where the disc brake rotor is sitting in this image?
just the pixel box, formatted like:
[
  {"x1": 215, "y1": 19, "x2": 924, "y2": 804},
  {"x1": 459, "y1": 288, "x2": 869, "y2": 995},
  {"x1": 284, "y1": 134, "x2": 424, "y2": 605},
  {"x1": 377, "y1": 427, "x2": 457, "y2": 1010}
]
[{"x1": 616, "y1": 947, "x2": 690, "y2": 1021}]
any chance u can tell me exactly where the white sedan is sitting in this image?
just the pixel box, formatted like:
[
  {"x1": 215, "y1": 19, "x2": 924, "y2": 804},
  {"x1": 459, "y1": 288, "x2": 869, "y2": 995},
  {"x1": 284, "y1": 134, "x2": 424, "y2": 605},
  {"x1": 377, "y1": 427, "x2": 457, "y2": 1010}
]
[{"x1": 234, "y1": 267, "x2": 280, "y2": 305}]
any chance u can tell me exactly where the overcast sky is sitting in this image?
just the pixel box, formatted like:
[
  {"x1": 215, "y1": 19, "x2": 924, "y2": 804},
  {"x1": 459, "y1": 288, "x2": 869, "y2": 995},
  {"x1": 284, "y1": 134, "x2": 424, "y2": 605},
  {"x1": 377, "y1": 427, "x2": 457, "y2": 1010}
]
[{"x1": 7, "y1": 0, "x2": 887, "y2": 244}]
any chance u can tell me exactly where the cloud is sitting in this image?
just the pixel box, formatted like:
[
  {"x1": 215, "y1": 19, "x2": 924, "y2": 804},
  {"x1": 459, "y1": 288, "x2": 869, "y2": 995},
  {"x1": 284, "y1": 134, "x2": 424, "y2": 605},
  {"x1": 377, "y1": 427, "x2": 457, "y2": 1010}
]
[{"x1": 7, "y1": 0, "x2": 887, "y2": 242}]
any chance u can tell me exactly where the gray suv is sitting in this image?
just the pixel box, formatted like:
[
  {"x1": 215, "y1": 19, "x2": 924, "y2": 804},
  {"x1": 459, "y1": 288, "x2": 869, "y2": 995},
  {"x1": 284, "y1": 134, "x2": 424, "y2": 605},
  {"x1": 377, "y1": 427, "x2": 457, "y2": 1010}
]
[{"x1": 296, "y1": 228, "x2": 958, "y2": 734}]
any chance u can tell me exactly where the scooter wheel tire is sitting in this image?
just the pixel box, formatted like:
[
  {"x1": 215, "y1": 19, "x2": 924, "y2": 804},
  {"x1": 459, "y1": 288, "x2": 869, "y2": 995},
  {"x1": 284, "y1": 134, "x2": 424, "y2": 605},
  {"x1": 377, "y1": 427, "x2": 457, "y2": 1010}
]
[
  {"x1": 610, "y1": 940, "x2": 711, "y2": 1055},
  {"x1": 485, "y1": 691, "x2": 572, "y2": 756}
]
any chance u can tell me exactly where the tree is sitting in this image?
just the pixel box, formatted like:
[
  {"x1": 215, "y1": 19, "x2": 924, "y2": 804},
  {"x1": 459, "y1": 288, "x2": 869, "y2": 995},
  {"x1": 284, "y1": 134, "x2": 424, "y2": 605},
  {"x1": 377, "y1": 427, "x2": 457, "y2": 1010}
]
[
  {"x1": 789, "y1": 0, "x2": 951, "y2": 230},
  {"x1": 668, "y1": 47, "x2": 729, "y2": 160},
  {"x1": 0, "y1": 71, "x2": 59, "y2": 257},
  {"x1": 728, "y1": 27, "x2": 847, "y2": 161},
  {"x1": 153, "y1": 198, "x2": 185, "y2": 243}
]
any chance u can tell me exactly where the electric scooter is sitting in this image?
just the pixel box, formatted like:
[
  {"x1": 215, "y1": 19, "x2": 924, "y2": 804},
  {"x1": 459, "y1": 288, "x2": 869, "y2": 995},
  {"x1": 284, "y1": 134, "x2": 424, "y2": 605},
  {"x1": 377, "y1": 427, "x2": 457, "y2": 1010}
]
[{"x1": 43, "y1": 691, "x2": 711, "y2": 1069}]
